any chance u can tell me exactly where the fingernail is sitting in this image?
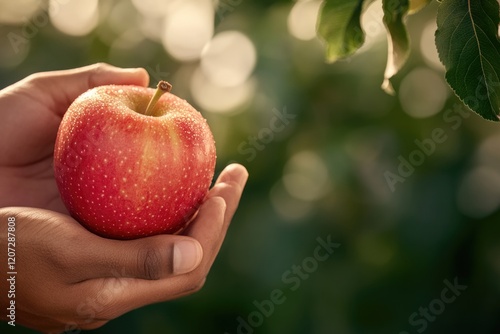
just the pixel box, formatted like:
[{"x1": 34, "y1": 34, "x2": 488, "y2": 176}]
[{"x1": 173, "y1": 240, "x2": 202, "y2": 275}]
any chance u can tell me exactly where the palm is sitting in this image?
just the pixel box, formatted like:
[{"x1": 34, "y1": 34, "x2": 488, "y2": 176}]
[{"x1": 0, "y1": 81, "x2": 69, "y2": 213}]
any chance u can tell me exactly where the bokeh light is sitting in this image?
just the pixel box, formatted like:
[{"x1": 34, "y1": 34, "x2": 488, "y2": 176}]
[
  {"x1": 287, "y1": 0, "x2": 322, "y2": 41},
  {"x1": 475, "y1": 133, "x2": 500, "y2": 171},
  {"x1": 0, "y1": 0, "x2": 41, "y2": 25},
  {"x1": 201, "y1": 31, "x2": 257, "y2": 87},
  {"x1": 283, "y1": 150, "x2": 331, "y2": 201},
  {"x1": 131, "y1": 0, "x2": 171, "y2": 18},
  {"x1": 420, "y1": 20, "x2": 445, "y2": 71},
  {"x1": 399, "y1": 67, "x2": 449, "y2": 118},
  {"x1": 161, "y1": 0, "x2": 214, "y2": 62},
  {"x1": 190, "y1": 67, "x2": 256, "y2": 113},
  {"x1": 457, "y1": 166, "x2": 500, "y2": 219},
  {"x1": 357, "y1": 0, "x2": 386, "y2": 54},
  {"x1": 107, "y1": 1, "x2": 138, "y2": 36},
  {"x1": 139, "y1": 15, "x2": 164, "y2": 42},
  {"x1": 270, "y1": 180, "x2": 313, "y2": 221},
  {"x1": 49, "y1": 0, "x2": 99, "y2": 36},
  {"x1": 108, "y1": 29, "x2": 150, "y2": 66}
]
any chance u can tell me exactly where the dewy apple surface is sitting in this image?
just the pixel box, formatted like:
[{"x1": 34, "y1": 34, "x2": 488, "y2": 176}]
[{"x1": 54, "y1": 81, "x2": 216, "y2": 239}]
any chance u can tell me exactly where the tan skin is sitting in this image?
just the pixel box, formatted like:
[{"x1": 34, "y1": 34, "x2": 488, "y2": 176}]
[{"x1": 0, "y1": 63, "x2": 248, "y2": 333}]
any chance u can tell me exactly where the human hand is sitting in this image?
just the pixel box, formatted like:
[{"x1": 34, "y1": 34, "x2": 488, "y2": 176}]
[
  {"x1": 0, "y1": 163, "x2": 248, "y2": 333},
  {"x1": 0, "y1": 63, "x2": 149, "y2": 213}
]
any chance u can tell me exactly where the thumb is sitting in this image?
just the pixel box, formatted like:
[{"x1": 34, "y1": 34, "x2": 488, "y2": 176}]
[
  {"x1": 78, "y1": 234, "x2": 203, "y2": 281},
  {"x1": 26, "y1": 62, "x2": 150, "y2": 116}
]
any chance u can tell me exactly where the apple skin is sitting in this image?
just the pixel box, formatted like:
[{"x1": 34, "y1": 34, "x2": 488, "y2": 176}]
[{"x1": 53, "y1": 84, "x2": 216, "y2": 239}]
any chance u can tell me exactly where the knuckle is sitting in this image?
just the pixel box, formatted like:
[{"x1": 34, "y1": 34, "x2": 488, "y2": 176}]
[
  {"x1": 212, "y1": 182, "x2": 232, "y2": 193},
  {"x1": 210, "y1": 181, "x2": 241, "y2": 198},
  {"x1": 25, "y1": 72, "x2": 49, "y2": 88},
  {"x1": 91, "y1": 62, "x2": 110, "y2": 71},
  {"x1": 25, "y1": 72, "x2": 41, "y2": 83},
  {"x1": 88, "y1": 62, "x2": 112, "y2": 87},
  {"x1": 137, "y1": 247, "x2": 164, "y2": 280}
]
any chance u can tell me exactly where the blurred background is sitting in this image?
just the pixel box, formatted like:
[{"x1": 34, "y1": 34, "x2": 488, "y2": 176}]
[{"x1": 1, "y1": 0, "x2": 500, "y2": 333}]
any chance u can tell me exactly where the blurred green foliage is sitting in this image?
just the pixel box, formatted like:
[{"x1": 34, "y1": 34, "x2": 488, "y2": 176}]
[{"x1": 1, "y1": 0, "x2": 500, "y2": 333}]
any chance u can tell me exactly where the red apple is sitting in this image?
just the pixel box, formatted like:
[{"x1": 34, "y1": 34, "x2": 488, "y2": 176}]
[{"x1": 53, "y1": 81, "x2": 216, "y2": 239}]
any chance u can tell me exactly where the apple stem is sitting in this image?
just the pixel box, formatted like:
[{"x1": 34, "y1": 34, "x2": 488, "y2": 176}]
[{"x1": 144, "y1": 81, "x2": 172, "y2": 116}]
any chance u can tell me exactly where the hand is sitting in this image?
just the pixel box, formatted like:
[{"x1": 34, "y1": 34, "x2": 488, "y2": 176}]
[
  {"x1": 0, "y1": 63, "x2": 249, "y2": 333},
  {"x1": 0, "y1": 164, "x2": 248, "y2": 333}
]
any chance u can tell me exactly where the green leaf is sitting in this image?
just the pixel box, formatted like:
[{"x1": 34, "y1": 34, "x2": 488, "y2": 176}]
[
  {"x1": 317, "y1": 0, "x2": 367, "y2": 63},
  {"x1": 381, "y1": 0, "x2": 410, "y2": 94},
  {"x1": 435, "y1": 0, "x2": 500, "y2": 121}
]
